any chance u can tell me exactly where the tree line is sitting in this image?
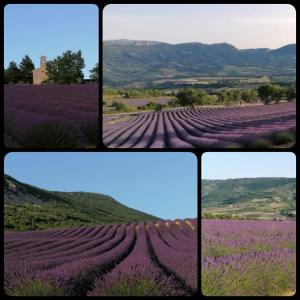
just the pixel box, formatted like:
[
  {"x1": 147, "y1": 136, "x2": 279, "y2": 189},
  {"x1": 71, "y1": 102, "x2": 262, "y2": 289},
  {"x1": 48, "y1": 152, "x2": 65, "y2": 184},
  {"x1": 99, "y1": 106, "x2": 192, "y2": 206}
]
[
  {"x1": 176, "y1": 85, "x2": 295, "y2": 108},
  {"x1": 105, "y1": 84, "x2": 296, "y2": 113},
  {"x1": 202, "y1": 212, "x2": 252, "y2": 220},
  {"x1": 4, "y1": 50, "x2": 99, "y2": 84}
]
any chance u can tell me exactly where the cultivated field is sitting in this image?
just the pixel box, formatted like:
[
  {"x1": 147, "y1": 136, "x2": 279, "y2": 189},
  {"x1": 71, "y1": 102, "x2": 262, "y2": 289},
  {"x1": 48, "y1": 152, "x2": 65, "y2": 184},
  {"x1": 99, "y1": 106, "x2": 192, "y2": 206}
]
[
  {"x1": 103, "y1": 102, "x2": 296, "y2": 148},
  {"x1": 202, "y1": 219, "x2": 296, "y2": 296},
  {"x1": 203, "y1": 199, "x2": 296, "y2": 220},
  {"x1": 4, "y1": 84, "x2": 99, "y2": 148},
  {"x1": 4, "y1": 219, "x2": 197, "y2": 296}
]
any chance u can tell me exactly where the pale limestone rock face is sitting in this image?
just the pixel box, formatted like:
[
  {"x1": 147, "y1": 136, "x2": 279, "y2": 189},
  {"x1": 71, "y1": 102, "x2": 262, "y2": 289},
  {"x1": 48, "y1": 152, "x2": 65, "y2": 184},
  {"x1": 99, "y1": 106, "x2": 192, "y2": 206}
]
[{"x1": 6, "y1": 179, "x2": 17, "y2": 191}]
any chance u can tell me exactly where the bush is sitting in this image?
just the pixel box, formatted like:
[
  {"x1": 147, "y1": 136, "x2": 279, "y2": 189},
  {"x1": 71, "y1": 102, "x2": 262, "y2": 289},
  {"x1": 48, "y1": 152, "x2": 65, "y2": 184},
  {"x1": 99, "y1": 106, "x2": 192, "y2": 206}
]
[
  {"x1": 176, "y1": 88, "x2": 207, "y2": 108},
  {"x1": 271, "y1": 85, "x2": 284, "y2": 103},
  {"x1": 6, "y1": 278, "x2": 68, "y2": 296},
  {"x1": 153, "y1": 104, "x2": 164, "y2": 112},
  {"x1": 167, "y1": 99, "x2": 180, "y2": 108},
  {"x1": 247, "y1": 138, "x2": 273, "y2": 148},
  {"x1": 4, "y1": 223, "x2": 15, "y2": 229},
  {"x1": 20, "y1": 122, "x2": 84, "y2": 148},
  {"x1": 284, "y1": 86, "x2": 296, "y2": 101},
  {"x1": 218, "y1": 89, "x2": 241, "y2": 105},
  {"x1": 201, "y1": 95, "x2": 217, "y2": 105},
  {"x1": 258, "y1": 84, "x2": 285, "y2": 104},
  {"x1": 145, "y1": 102, "x2": 165, "y2": 112},
  {"x1": 241, "y1": 89, "x2": 258, "y2": 103},
  {"x1": 88, "y1": 265, "x2": 180, "y2": 296},
  {"x1": 258, "y1": 84, "x2": 274, "y2": 104},
  {"x1": 271, "y1": 132, "x2": 295, "y2": 145},
  {"x1": 111, "y1": 102, "x2": 129, "y2": 111},
  {"x1": 89, "y1": 277, "x2": 171, "y2": 296}
]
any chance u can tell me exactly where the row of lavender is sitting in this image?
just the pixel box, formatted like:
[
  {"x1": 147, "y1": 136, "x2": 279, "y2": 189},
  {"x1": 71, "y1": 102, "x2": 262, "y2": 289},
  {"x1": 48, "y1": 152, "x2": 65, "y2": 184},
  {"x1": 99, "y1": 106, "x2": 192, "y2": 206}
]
[
  {"x1": 201, "y1": 220, "x2": 296, "y2": 296},
  {"x1": 4, "y1": 219, "x2": 197, "y2": 296},
  {"x1": 103, "y1": 102, "x2": 296, "y2": 148},
  {"x1": 4, "y1": 85, "x2": 99, "y2": 148}
]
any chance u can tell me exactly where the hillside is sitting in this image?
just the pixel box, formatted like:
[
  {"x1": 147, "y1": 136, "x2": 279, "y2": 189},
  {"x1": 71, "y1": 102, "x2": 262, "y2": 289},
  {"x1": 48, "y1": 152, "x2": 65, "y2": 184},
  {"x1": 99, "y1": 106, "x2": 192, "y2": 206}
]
[
  {"x1": 103, "y1": 40, "x2": 296, "y2": 87},
  {"x1": 4, "y1": 174, "x2": 160, "y2": 231},
  {"x1": 202, "y1": 177, "x2": 296, "y2": 220}
]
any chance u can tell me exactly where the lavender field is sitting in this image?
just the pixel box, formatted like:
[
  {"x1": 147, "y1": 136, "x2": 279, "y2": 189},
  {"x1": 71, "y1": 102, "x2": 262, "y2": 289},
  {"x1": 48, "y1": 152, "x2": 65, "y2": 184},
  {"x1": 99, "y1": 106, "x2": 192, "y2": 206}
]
[
  {"x1": 202, "y1": 220, "x2": 296, "y2": 296},
  {"x1": 4, "y1": 84, "x2": 99, "y2": 148},
  {"x1": 4, "y1": 219, "x2": 197, "y2": 296},
  {"x1": 103, "y1": 102, "x2": 296, "y2": 148}
]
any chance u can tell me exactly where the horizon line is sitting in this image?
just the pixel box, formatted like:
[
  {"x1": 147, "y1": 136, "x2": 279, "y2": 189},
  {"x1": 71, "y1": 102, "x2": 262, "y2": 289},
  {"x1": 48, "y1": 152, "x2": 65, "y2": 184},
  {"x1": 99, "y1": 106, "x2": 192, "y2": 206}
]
[{"x1": 103, "y1": 38, "x2": 296, "y2": 50}]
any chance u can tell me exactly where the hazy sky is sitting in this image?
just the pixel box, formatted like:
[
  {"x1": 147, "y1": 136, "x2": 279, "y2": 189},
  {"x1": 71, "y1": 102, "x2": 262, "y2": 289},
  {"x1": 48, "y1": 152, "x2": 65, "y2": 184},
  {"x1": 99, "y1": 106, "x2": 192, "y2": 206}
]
[
  {"x1": 4, "y1": 152, "x2": 197, "y2": 220},
  {"x1": 4, "y1": 4, "x2": 98, "y2": 78},
  {"x1": 104, "y1": 4, "x2": 296, "y2": 49},
  {"x1": 202, "y1": 152, "x2": 296, "y2": 180}
]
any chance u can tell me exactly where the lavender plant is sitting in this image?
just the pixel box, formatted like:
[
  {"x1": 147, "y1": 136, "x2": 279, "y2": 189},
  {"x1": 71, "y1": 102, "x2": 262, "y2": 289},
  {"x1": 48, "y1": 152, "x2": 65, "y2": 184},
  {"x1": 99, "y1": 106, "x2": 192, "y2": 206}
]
[
  {"x1": 201, "y1": 220, "x2": 296, "y2": 296},
  {"x1": 4, "y1": 219, "x2": 197, "y2": 296}
]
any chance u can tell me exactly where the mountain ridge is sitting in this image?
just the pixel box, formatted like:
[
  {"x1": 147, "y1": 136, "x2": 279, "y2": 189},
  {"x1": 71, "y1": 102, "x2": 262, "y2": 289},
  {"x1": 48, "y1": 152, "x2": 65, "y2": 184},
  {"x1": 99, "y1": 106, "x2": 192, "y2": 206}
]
[
  {"x1": 4, "y1": 174, "x2": 160, "y2": 231},
  {"x1": 103, "y1": 39, "x2": 295, "y2": 50},
  {"x1": 103, "y1": 40, "x2": 296, "y2": 87}
]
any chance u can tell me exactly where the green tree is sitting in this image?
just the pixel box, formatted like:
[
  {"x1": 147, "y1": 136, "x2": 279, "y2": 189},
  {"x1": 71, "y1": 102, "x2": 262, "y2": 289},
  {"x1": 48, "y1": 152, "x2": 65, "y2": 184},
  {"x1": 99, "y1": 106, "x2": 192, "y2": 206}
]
[
  {"x1": 218, "y1": 90, "x2": 229, "y2": 104},
  {"x1": 19, "y1": 55, "x2": 35, "y2": 83},
  {"x1": 241, "y1": 89, "x2": 258, "y2": 103},
  {"x1": 201, "y1": 95, "x2": 216, "y2": 105},
  {"x1": 270, "y1": 85, "x2": 284, "y2": 103},
  {"x1": 89, "y1": 63, "x2": 99, "y2": 82},
  {"x1": 5, "y1": 61, "x2": 22, "y2": 83},
  {"x1": 232, "y1": 89, "x2": 241, "y2": 105},
  {"x1": 145, "y1": 102, "x2": 165, "y2": 112},
  {"x1": 284, "y1": 86, "x2": 296, "y2": 101},
  {"x1": 153, "y1": 103, "x2": 164, "y2": 112},
  {"x1": 176, "y1": 88, "x2": 207, "y2": 109},
  {"x1": 218, "y1": 89, "x2": 240, "y2": 105},
  {"x1": 45, "y1": 50, "x2": 85, "y2": 84},
  {"x1": 258, "y1": 84, "x2": 274, "y2": 104}
]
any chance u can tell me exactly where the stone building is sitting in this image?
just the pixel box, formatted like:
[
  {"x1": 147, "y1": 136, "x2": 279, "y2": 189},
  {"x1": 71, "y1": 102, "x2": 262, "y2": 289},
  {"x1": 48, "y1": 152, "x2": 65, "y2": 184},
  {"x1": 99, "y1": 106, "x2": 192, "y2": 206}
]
[{"x1": 32, "y1": 56, "x2": 48, "y2": 84}]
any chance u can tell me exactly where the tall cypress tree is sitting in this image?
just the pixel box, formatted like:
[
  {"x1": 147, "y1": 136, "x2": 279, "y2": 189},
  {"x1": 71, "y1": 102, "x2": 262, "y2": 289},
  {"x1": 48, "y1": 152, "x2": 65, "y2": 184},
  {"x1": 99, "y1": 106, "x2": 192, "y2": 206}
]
[
  {"x1": 5, "y1": 61, "x2": 22, "y2": 83},
  {"x1": 19, "y1": 55, "x2": 35, "y2": 83}
]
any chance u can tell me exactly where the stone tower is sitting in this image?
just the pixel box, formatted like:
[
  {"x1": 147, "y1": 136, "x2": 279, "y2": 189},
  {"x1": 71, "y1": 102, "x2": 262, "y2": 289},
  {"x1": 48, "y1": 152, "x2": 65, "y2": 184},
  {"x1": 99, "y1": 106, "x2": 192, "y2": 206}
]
[
  {"x1": 40, "y1": 56, "x2": 47, "y2": 68},
  {"x1": 32, "y1": 55, "x2": 48, "y2": 84}
]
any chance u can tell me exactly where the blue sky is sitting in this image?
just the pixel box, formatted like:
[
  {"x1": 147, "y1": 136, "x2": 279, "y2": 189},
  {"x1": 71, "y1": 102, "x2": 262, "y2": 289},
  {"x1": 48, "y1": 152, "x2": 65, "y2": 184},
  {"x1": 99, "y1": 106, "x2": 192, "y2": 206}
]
[
  {"x1": 202, "y1": 152, "x2": 296, "y2": 180},
  {"x1": 4, "y1": 152, "x2": 197, "y2": 220},
  {"x1": 104, "y1": 4, "x2": 296, "y2": 49},
  {"x1": 4, "y1": 4, "x2": 98, "y2": 78}
]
